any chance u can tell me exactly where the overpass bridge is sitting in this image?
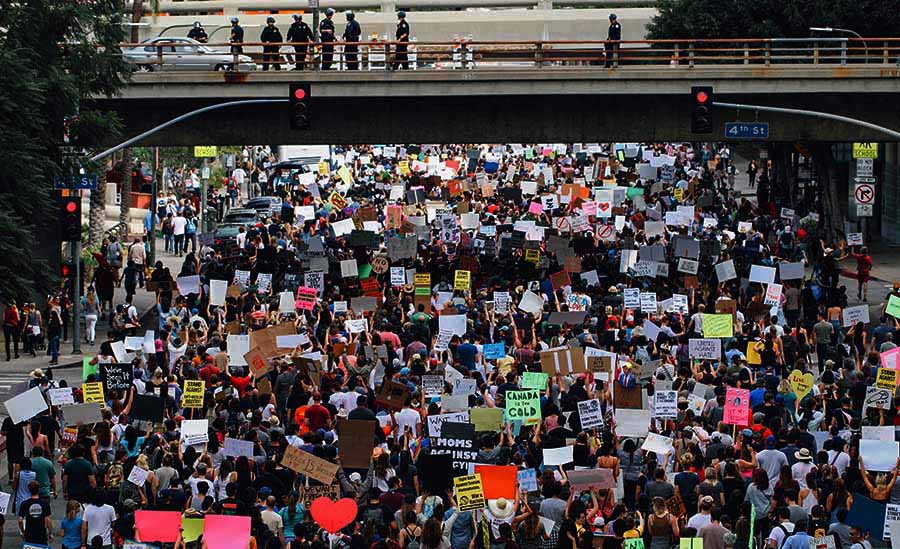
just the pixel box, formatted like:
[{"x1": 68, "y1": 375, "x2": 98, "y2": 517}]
[{"x1": 96, "y1": 38, "x2": 900, "y2": 145}]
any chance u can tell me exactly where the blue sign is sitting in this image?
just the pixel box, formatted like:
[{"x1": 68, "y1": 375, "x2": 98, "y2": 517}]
[
  {"x1": 55, "y1": 174, "x2": 99, "y2": 190},
  {"x1": 483, "y1": 342, "x2": 506, "y2": 360},
  {"x1": 725, "y1": 122, "x2": 769, "y2": 139}
]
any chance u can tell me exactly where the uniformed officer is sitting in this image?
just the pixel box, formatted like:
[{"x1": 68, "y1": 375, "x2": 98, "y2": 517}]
[
  {"x1": 286, "y1": 14, "x2": 314, "y2": 70},
  {"x1": 260, "y1": 16, "x2": 283, "y2": 70},
  {"x1": 320, "y1": 8, "x2": 336, "y2": 70},
  {"x1": 605, "y1": 13, "x2": 621, "y2": 67},
  {"x1": 392, "y1": 11, "x2": 410, "y2": 70},
  {"x1": 229, "y1": 17, "x2": 244, "y2": 56},
  {"x1": 187, "y1": 21, "x2": 208, "y2": 43},
  {"x1": 342, "y1": 11, "x2": 362, "y2": 70}
]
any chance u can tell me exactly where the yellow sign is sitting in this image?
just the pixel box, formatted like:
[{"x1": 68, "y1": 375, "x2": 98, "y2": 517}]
[
  {"x1": 182, "y1": 380, "x2": 206, "y2": 408},
  {"x1": 318, "y1": 161, "x2": 330, "y2": 175},
  {"x1": 414, "y1": 273, "x2": 431, "y2": 286},
  {"x1": 852, "y1": 142, "x2": 878, "y2": 159},
  {"x1": 454, "y1": 270, "x2": 471, "y2": 291},
  {"x1": 193, "y1": 146, "x2": 217, "y2": 158},
  {"x1": 673, "y1": 188, "x2": 684, "y2": 202},
  {"x1": 788, "y1": 369, "x2": 814, "y2": 400},
  {"x1": 398, "y1": 160, "x2": 410, "y2": 175},
  {"x1": 337, "y1": 165, "x2": 354, "y2": 186},
  {"x1": 329, "y1": 192, "x2": 347, "y2": 210},
  {"x1": 876, "y1": 367, "x2": 898, "y2": 391},
  {"x1": 702, "y1": 314, "x2": 733, "y2": 338},
  {"x1": 746, "y1": 341, "x2": 762, "y2": 365},
  {"x1": 524, "y1": 249, "x2": 540, "y2": 263},
  {"x1": 453, "y1": 474, "x2": 486, "y2": 511},
  {"x1": 83, "y1": 382, "x2": 105, "y2": 404}
]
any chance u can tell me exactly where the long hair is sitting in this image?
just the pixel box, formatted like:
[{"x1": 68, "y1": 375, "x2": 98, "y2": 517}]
[{"x1": 420, "y1": 517, "x2": 443, "y2": 549}]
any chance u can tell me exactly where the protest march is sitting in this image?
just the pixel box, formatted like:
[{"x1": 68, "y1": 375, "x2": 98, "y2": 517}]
[{"x1": 3, "y1": 142, "x2": 899, "y2": 549}]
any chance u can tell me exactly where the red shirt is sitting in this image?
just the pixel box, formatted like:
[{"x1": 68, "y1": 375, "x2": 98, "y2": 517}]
[
  {"x1": 230, "y1": 374, "x2": 252, "y2": 397},
  {"x1": 199, "y1": 364, "x2": 221, "y2": 383},
  {"x1": 305, "y1": 403, "x2": 331, "y2": 431}
]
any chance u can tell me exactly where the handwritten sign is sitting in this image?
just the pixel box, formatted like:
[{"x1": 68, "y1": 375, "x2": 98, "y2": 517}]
[
  {"x1": 724, "y1": 387, "x2": 749, "y2": 426},
  {"x1": 281, "y1": 446, "x2": 339, "y2": 485},
  {"x1": 182, "y1": 380, "x2": 205, "y2": 408}
]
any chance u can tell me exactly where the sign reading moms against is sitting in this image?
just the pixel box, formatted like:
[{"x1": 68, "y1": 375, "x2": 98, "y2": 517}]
[
  {"x1": 281, "y1": 446, "x2": 339, "y2": 485},
  {"x1": 453, "y1": 474, "x2": 486, "y2": 511},
  {"x1": 100, "y1": 362, "x2": 133, "y2": 391},
  {"x1": 505, "y1": 389, "x2": 541, "y2": 421},
  {"x1": 182, "y1": 380, "x2": 205, "y2": 408},
  {"x1": 430, "y1": 422, "x2": 479, "y2": 473}
]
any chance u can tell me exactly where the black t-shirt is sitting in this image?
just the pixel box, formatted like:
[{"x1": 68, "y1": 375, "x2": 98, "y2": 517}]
[
  {"x1": 1, "y1": 418, "x2": 24, "y2": 458},
  {"x1": 18, "y1": 497, "x2": 51, "y2": 544}
]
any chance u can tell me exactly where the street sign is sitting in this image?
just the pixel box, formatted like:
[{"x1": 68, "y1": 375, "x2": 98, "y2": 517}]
[
  {"x1": 193, "y1": 146, "x2": 217, "y2": 157},
  {"x1": 854, "y1": 177, "x2": 876, "y2": 183},
  {"x1": 857, "y1": 204, "x2": 874, "y2": 217},
  {"x1": 857, "y1": 158, "x2": 874, "y2": 178},
  {"x1": 855, "y1": 183, "x2": 875, "y2": 205},
  {"x1": 308, "y1": 0, "x2": 319, "y2": 7},
  {"x1": 852, "y1": 142, "x2": 878, "y2": 159},
  {"x1": 725, "y1": 122, "x2": 769, "y2": 139},
  {"x1": 54, "y1": 174, "x2": 98, "y2": 190}
]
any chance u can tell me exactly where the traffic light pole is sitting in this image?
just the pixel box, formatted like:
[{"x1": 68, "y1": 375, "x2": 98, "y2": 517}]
[
  {"x1": 712, "y1": 101, "x2": 900, "y2": 140},
  {"x1": 71, "y1": 235, "x2": 82, "y2": 355}
]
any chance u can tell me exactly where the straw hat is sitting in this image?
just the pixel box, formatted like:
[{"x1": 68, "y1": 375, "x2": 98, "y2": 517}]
[{"x1": 486, "y1": 497, "x2": 514, "y2": 519}]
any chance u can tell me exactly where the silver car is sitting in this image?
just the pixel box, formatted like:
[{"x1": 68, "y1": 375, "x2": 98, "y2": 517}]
[{"x1": 123, "y1": 37, "x2": 257, "y2": 71}]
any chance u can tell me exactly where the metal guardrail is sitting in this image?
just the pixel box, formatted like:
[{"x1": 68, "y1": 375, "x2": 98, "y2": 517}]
[{"x1": 120, "y1": 37, "x2": 900, "y2": 72}]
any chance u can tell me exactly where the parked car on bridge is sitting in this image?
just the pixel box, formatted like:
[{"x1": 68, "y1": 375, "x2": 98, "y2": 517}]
[{"x1": 123, "y1": 37, "x2": 257, "y2": 72}]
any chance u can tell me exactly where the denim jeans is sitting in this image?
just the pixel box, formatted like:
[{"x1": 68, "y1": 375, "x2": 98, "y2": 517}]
[{"x1": 48, "y1": 335, "x2": 60, "y2": 362}]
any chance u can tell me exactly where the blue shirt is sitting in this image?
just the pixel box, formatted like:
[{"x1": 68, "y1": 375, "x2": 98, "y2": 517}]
[
  {"x1": 62, "y1": 515, "x2": 84, "y2": 548},
  {"x1": 783, "y1": 532, "x2": 811, "y2": 549}
]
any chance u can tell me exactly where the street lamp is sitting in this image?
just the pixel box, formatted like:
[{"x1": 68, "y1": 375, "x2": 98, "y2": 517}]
[{"x1": 810, "y1": 27, "x2": 868, "y2": 64}]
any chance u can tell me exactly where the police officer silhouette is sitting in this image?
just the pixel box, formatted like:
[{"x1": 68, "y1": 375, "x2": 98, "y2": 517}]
[
  {"x1": 343, "y1": 11, "x2": 361, "y2": 70},
  {"x1": 260, "y1": 16, "x2": 283, "y2": 70},
  {"x1": 393, "y1": 11, "x2": 410, "y2": 70},
  {"x1": 287, "y1": 14, "x2": 314, "y2": 70},
  {"x1": 187, "y1": 21, "x2": 208, "y2": 43},
  {"x1": 229, "y1": 17, "x2": 244, "y2": 57},
  {"x1": 606, "y1": 13, "x2": 621, "y2": 68},
  {"x1": 320, "y1": 8, "x2": 336, "y2": 70}
]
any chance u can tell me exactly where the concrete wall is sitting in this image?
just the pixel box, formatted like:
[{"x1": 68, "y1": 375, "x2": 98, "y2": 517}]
[{"x1": 139, "y1": 7, "x2": 655, "y2": 43}]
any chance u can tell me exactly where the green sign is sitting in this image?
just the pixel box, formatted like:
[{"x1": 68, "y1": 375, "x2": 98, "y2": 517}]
[
  {"x1": 83, "y1": 356, "x2": 97, "y2": 381},
  {"x1": 887, "y1": 295, "x2": 900, "y2": 319},
  {"x1": 505, "y1": 389, "x2": 541, "y2": 421},
  {"x1": 521, "y1": 372, "x2": 548, "y2": 390},
  {"x1": 702, "y1": 314, "x2": 734, "y2": 338}
]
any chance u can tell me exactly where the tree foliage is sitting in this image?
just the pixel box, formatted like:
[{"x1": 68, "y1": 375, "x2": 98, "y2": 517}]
[
  {"x1": 0, "y1": 0, "x2": 131, "y2": 301},
  {"x1": 647, "y1": 0, "x2": 900, "y2": 40}
]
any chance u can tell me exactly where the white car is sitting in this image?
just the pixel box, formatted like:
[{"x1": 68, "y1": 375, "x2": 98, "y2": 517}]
[{"x1": 123, "y1": 37, "x2": 257, "y2": 71}]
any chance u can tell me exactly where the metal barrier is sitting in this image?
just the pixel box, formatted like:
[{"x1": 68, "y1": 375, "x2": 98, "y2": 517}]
[{"x1": 119, "y1": 37, "x2": 900, "y2": 72}]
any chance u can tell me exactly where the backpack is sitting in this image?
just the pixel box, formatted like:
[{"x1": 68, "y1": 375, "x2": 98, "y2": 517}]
[{"x1": 402, "y1": 526, "x2": 420, "y2": 549}]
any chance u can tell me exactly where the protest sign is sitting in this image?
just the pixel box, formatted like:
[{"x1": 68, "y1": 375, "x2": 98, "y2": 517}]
[
  {"x1": 431, "y1": 422, "x2": 479, "y2": 473},
  {"x1": 376, "y1": 380, "x2": 410, "y2": 411},
  {"x1": 865, "y1": 386, "x2": 893, "y2": 412},
  {"x1": 182, "y1": 380, "x2": 205, "y2": 408},
  {"x1": 788, "y1": 370, "x2": 815, "y2": 400},
  {"x1": 567, "y1": 469, "x2": 615, "y2": 490},
  {"x1": 62, "y1": 403, "x2": 103, "y2": 426},
  {"x1": 423, "y1": 375, "x2": 444, "y2": 398},
  {"x1": 100, "y1": 362, "x2": 133, "y2": 391},
  {"x1": 506, "y1": 389, "x2": 541, "y2": 421},
  {"x1": 130, "y1": 394, "x2": 164, "y2": 423},
  {"x1": 82, "y1": 382, "x2": 105, "y2": 405},
  {"x1": 689, "y1": 339, "x2": 721, "y2": 360},
  {"x1": 281, "y1": 446, "x2": 340, "y2": 484},
  {"x1": 860, "y1": 439, "x2": 900, "y2": 471},
  {"x1": 471, "y1": 408, "x2": 503, "y2": 432},
  {"x1": 128, "y1": 466, "x2": 150, "y2": 487},
  {"x1": 539, "y1": 346, "x2": 586, "y2": 375},
  {"x1": 224, "y1": 437, "x2": 255, "y2": 458},
  {"x1": 614, "y1": 409, "x2": 651, "y2": 438},
  {"x1": 842, "y1": 305, "x2": 871, "y2": 327},
  {"x1": 521, "y1": 372, "x2": 549, "y2": 390},
  {"x1": 427, "y1": 412, "x2": 470, "y2": 437},
  {"x1": 454, "y1": 474, "x2": 486, "y2": 511},
  {"x1": 48, "y1": 387, "x2": 75, "y2": 406},
  {"x1": 578, "y1": 399, "x2": 604, "y2": 429},
  {"x1": 543, "y1": 445, "x2": 574, "y2": 466},
  {"x1": 876, "y1": 368, "x2": 898, "y2": 391},
  {"x1": 702, "y1": 314, "x2": 733, "y2": 338},
  {"x1": 653, "y1": 391, "x2": 678, "y2": 419},
  {"x1": 724, "y1": 387, "x2": 750, "y2": 426},
  {"x1": 339, "y1": 419, "x2": 376, "y2": 468},
  {"x1": 518, "y1": 468, "x2": 538, "y2": 492}
]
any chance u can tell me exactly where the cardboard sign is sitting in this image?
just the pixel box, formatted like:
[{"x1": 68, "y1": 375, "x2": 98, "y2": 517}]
[
  {"x1": 614, "y1": 384, "x2": 643, "y2": 410},
  {"x1": 339, "y1": 419, "x2": 376, "y2": 469},
  {"x1": 454, "y1": 270, "x2": 471, "y2": 291},
  {"x1": 281, "y1": 446, "x2": 339, "y2": 484},
  {"x1": 299, "y1": 484, "x2": 340, "y2": 507},
  {"x1": 454, "y1": 474, "x2": 486, "y2": 511},
  {"x1": 470, "y1": 408, "x2": 503, "y2": 432},
  {"x1": 244, "y1": 348, "x2": 273, "y2": 378},
  {"x1": 62, "y1": 402, "x2": 103, "y2": 426},
  {"x1": 540, "y1": 346, "x2": 586, "y2": 375},
  {"x1": 182, "y1": 380, "x2": 205, "y2": 408},
  {"x1": 100, "y1": 362, "x2": 133, "y2": 391},
  {"x1": 724, "y1": 387, "x2": 750, "y2": 426},
  {"x1": 375, "y1": 380, "x2": 410, "y2": 411},
  {"x1": 567, "y1": 469, "x2": 615, "y2": 490}
]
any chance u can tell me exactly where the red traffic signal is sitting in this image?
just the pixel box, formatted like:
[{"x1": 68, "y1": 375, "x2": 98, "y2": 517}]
[
  {"x1": 695, "y1": 90, "x2": 709, "y2": 104},
  {"x1": 691, "y1": 86, "x2": 714, "y2": 134},
  {"x1": 65, "y1": 201, "x2": 78, "y2": 213},
  {"x1": 289, "y1": 83, "x2": 311, "y2": 130},
  {"x1": 293, "y1": 87, "x2": 306, "y2": 100},
  {"x1": 61, "y1": 262, "x2": 72, "y2": 278},
  {"x1": 59, "y1": 196, "x2": 82, "y2": 242}
]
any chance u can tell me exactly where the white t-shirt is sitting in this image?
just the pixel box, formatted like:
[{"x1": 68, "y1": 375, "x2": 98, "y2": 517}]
[
  {"x1": 232, "y1": 169, "x2": 247, "y2": 185},
  {"x1": 792, "y1": 462, "x2": 815, "y2": 489},
  {"x1": 261, "y1": 509, "x2": 283, "y2": 534},
  {"x1": 395, "y1": 408, "x2": 421, "y2": 437},
  {"x1": 687, "y1": 513, "x2": 712, "y2": 532},
  {"x1": 827, "y1": 450, "x2": 850, "y2": 477},
  {"x1": 84, "y1": 503, "x2": 117, "y2": 545},
  {"x1": 767, "y1": 522, "x2": 795, "y2": 548},
  {"x1": 172, "y1": 216, "x2": 187, "y2": 236}
]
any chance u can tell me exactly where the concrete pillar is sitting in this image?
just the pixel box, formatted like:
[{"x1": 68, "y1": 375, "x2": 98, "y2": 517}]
[
  {"x1": 106, "y1": 183, "x2": 118, "y2": 206},
  {"x1": 381, "y1": 0, "x2": 396, "y2": 40},
  {"x1": 224, "y1": 4, "x2": 239, "y2": 15}
]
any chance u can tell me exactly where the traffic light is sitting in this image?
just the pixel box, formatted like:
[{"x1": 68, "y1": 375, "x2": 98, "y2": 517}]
[
  {"x1": 59, "y1": 196, "x2": 81, "y2": 242},
  {"x1": 61, "y1": 261, "x2": 74, "y2": 279},
  {"x1": 691, "y1": 86, "x2": 714, "y2": 134},
  {"x1": 289, "y1": 83, "x2": 311, "y2": 130}
]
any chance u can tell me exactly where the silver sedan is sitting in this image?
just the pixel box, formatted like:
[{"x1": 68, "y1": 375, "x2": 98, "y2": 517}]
[{"x1": 123, "y1": 37, "x2": 257, "y2": 71}]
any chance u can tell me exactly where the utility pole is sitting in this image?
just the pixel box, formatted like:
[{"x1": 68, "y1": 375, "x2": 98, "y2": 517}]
[
  {"x1": 71, "y1": 196, "x2": 82, "y2": 355},
  {"x1": 149, "y1": 147, "x2": 159, "y2": 266}
]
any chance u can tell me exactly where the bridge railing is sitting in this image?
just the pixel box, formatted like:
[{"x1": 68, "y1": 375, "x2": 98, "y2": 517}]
[{"x1": 119, "y1": 37, "x2": 900, "y2": 72}]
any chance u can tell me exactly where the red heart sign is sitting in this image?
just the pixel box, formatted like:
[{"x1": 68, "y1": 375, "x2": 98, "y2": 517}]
[
  {"x1": 310, "y1": 497, "x2": 358, "y2": 533},
  {"x1": 598, "y1": 202, "x2": 610, "y2": 211}
]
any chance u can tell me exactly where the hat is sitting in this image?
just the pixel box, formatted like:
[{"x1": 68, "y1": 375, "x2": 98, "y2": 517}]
[
  {"x1": 795, "y1": 448, "x2": 813, "y2": 462},
  {"x1": 398, "y1": 10, "x2": 406, "y2": 17},
  {"x1": 349, "y1": 472, "x2": 362, "y2": 483},
  {"x1": 260, "y1": 487, "x2": 273, "y2": 497},
  {"x1": 31, "y1": 369, "x2": 43, "y2": 378},
  {"x1": 710, "y1": 432, "x2": 721, "y2": 441},
  {"x1": 293, "y1": 14, "x2": 302, "y2": 20},
  {"x1": 123, "y1": 499, "x2": 138, "y2": 510},
  {"x1": 607, "y1": 286, "x2": 619, "y2": 294},
  {"x1": 701, "y1": 495, "x2": 715, "y2": 504},
  {"x1": 609, "y1": 13, "x2": 617, "y2": 20},
  {"x1": 400, "y1": 367, "x2": 410, "y2": 376},
  {"x1": 230, "y1": 16, "x2": 239, "y2": 23},
  {"x1": 487, "y1": 497, "x2": 515, "y2": 519},
  {"x1": 741, "y1": 429, "x2": 753, "y2": 438},
  {"x1": 765, "y1": 435, "x2": 776, "y2": 449}
]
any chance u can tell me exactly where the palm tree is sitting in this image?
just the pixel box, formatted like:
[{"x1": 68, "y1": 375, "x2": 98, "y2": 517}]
[
  {"x1": 119, "y1": 149, "x2": 134, "y2": 229},
  {"x1": 88, "y1": 163, "x2": 109, "y2": 247}
]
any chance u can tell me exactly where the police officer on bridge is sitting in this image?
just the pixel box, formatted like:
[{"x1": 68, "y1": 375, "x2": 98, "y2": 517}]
[
  {"x1": 229, "y1": 17, "x2": 244, "y2": 56},
  {"x1": 320, "y1": 8, "x2": 336, "y2": 70},
  {"x1": 287, "y1": 14, "x2": 314, "y2": 70},
  {"x1": 605, "y1": 13, "x2": 621, "y2": 68},
  {"x1": 187, "y1": 21, "x2": 208, "y2": 43},
  {"x1": 260, "y1": 16, "x2": 283, "y2": 70},
  {"x1": 343, "y1": 10, "x2": 362, "y2": 70},
  {"x1": 392, "y1": 11, "x2": 410, "y2": 70}
]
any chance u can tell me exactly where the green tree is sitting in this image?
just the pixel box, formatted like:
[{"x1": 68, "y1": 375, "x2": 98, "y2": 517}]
[{"x1": 0, "y1": 0, "x2": 131, "y2": 301}]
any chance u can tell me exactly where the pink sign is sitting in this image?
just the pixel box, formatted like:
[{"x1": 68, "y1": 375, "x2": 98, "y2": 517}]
[
  {"x1": 296, "y1": 286, "x2": 318, "y2": 310},
  {"x1": 581, "y1": 201, "x2": 598, "y2": 216},
  {"x1": 882, "y1": 347, "x2": 900, "y2": 370},
  {"x1": 203, "y1": 514, "x2": 251, "y2": 549},
  {"x1": 528, "y1": 201, "x2": 544, "y2": 215},
  {"x1": 135, "y1": 511, "x2": 182, "y2": 543},
  {"x1": 724, "y1": 387, "x2": 750, "y2": 426}
]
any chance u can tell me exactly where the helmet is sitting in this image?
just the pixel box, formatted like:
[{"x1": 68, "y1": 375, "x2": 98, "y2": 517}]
[
  {"x1": 609, "y1": 13, "x2": 617, "y2": 20},
  {"x1": 397, "y1": 10, "x2": 406, "y2": 18},
  {"x1": 266, "y1": 16, "x2": 275, "y2": 23},
  {"x1": 345, "y1": 10, "x2": 354, "y2": 20},
  {"x1": 193, "y1": 21, "x2": 202, "y2": 28},
  {"x1": 293, "y1": 14, "x2": 301, "y2": 20},
  {"x1": 230, "y1": 17, "x2": 239, "y2": 23},
  {"x1": 325, "y1": 8, "x2": 335, "y2": 16}
]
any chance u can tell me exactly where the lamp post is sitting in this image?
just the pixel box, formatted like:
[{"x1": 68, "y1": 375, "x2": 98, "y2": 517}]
[{"x1": 810, "y1": 27, "x2": 868, "y2": 64}]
